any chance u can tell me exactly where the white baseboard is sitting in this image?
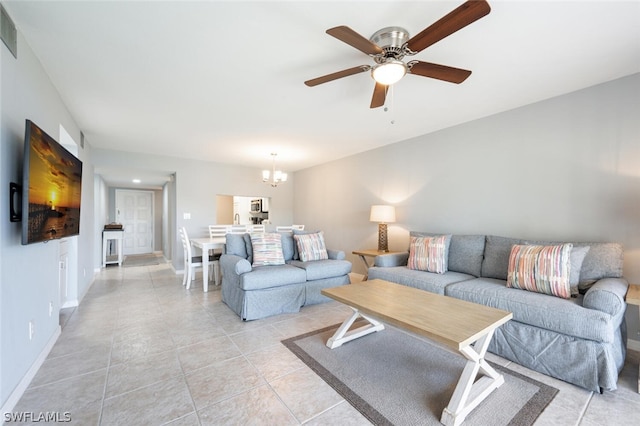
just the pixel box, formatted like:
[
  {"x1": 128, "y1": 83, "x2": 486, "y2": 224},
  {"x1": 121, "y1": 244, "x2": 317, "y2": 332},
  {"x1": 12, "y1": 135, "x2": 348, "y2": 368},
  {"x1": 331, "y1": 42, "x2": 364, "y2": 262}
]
[
  {"x1": 628, "y1": 339, "x2": 640, "y2": 352},
  {"x1": 1, "y1": 326, "x2": 61, "y2": 419},
  {"x1": 61, "y1": 300, "x2": 78, "y2": 309}
]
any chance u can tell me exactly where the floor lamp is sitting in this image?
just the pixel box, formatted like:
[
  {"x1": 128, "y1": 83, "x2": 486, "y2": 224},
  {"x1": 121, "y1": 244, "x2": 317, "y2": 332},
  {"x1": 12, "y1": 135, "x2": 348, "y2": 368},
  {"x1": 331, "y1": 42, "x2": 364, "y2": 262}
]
[{"x1": 370, "y1": 205, "x2": 396, "y2": 252}]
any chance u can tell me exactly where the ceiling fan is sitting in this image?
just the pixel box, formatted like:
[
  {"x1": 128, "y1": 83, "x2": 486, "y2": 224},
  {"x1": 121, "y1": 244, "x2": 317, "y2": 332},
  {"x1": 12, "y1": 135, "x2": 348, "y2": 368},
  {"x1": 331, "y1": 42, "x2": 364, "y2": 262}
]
[{"x1": 304, "y1": 0, "x2": 491, "y2": 108}]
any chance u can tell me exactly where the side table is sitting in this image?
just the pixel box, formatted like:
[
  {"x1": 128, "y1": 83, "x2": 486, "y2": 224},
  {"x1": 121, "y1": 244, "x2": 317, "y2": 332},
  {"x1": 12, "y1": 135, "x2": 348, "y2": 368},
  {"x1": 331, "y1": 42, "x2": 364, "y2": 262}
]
[
  {"x1": 102, "y1": 230, "x2": 124, "y2": 267},
  {"x1": 352, "y1": 249, "x2": 402, "y2": 281},
  {"x1": 626, "y1": 284, "x2": 640, "y2": 393}
]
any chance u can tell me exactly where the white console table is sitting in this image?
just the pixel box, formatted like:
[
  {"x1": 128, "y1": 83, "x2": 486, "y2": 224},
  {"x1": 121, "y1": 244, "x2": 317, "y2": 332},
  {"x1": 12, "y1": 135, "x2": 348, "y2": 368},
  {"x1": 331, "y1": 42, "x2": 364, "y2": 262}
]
[{"x1": 102, "y1": 229, "x2": 124, "y2": 267}]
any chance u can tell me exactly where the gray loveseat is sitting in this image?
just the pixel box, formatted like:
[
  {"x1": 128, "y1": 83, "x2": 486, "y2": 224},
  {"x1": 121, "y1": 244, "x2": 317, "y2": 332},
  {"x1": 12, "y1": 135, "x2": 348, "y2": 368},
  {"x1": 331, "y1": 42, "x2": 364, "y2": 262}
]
[
  {"x1": 220, "y1": 232, "x2": 352, "y2": 321},
  {"x1": 368, "y1": 232, "x2": 628, "y2": 392}
]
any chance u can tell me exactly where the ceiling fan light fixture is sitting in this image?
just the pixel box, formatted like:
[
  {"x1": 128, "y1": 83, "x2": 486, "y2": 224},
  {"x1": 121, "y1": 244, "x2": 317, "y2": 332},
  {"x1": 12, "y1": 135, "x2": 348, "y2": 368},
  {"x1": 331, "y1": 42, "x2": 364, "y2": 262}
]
[{"x1": 371, "y1": 60, "x2": 406, "y2": 85}]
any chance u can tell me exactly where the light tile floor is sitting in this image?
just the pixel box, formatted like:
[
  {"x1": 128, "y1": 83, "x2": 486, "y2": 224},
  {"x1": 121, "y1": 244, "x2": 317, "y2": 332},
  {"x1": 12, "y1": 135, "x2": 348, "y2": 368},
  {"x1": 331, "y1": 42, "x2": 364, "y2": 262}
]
[{"x1": 11, "y1": 256, "x2": 640, "y2": 425}]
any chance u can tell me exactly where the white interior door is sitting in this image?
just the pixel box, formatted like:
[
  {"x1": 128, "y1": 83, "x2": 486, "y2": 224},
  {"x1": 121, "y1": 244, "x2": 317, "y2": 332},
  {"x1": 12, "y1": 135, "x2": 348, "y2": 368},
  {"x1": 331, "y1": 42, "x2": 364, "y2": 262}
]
[{"x1": 116, "y1": 190, "x2": 153, "y2": 255}]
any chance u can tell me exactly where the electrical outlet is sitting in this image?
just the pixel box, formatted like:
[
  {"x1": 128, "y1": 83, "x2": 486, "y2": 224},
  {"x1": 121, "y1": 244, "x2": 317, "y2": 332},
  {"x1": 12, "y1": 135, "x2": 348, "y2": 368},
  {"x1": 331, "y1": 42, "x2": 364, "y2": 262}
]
[
  {"x1": 28, "y1": 321, "x2": 34, "y2": 340},
  {"x1": 183, "y1": 212, "x2": 191, "y2": 220},
  {"x1": 49, "y1": 301, "x2": 54, "y2": 317}
]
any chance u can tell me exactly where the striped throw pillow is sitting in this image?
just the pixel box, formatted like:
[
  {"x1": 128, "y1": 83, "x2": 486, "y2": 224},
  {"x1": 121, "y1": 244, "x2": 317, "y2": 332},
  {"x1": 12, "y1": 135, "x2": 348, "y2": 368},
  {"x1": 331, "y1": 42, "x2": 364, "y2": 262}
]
[
  {"x1": 506, "y1": 244, "x2": 572, "y2": 299},
  {"x1": 250, "y1": 233, "x2": 285, "y2": 266},
  {"x1": 407, "y1": 235, "x2": 450, "y2": 274},
  {"x1": 293, "y1": 232, "x2": 328, "y2": 262}
]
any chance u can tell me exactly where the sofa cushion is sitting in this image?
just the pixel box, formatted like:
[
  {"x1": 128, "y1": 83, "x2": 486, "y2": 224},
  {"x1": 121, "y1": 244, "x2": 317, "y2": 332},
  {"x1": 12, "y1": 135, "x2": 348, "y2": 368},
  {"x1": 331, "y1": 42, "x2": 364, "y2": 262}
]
[
  {"x1": 407, "y1": 235, "x2": 451, "y2": 274},
  {"x1": 481, "y1": 235, "x2": 524, "y2": 280},
  {"x1": 506, "y1": 244, "x2": 572, "y2": 299},
  {"x1": 240, "y1": 264, "x2": 306, "y2": 290},
  {"x1": 411, "y1": 232, "x2": 486, "y2": 277},
  {"x1": 279, "y1": 231, "x2": 295, "y2": 261},
  {"x1": 225, "y1": 233, "x2": 248, "y2": 258},
  {"x1": 367, "y1": 267, "x2": 475, "y2": 295},
  {"x1": 569, "y1": 246, "x2": 590, "y2": 296},
  {"x1": 289, "y1": 259, "x2": 352, "y2": 281},
  {"x1": 244, "y1": 233, "x2": 253, "y2": 264},
  {"x1": 294, "y1": 231, "x2": 329, "y2": 262},
  {"x1": 250, "y1": 233, "x2": 285, "y2": 266},
  {"x1": 449, "y1": 235, "x2": 485, "y2": 277},
  {"x1": 578, "y1": 243, "x2": 624, "y2": 292},
  {"x1": 445, "y1": 278, "x2": 616, "y2": 343}
]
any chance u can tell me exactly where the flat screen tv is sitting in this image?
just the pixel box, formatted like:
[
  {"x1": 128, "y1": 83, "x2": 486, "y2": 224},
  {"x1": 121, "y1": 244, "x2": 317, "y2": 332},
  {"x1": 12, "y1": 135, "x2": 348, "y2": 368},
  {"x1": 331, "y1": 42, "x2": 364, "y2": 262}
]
[{"x1": 22, "y1": 120, "x2": 82, "y2": 245}]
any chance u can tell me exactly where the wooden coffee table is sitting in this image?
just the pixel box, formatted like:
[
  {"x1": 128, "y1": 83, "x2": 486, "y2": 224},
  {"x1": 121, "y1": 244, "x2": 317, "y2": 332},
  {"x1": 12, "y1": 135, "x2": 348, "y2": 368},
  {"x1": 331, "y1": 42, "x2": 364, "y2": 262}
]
[{"x1": 321, "y1": 279, "x2": 513, "y2": 426}]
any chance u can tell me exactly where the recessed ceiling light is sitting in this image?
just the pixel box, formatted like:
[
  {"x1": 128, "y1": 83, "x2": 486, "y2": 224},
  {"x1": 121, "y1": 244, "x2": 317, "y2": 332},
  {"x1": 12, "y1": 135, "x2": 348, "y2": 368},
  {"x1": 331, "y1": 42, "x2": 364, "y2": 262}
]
[{"x1": 132, "y1": 179, "x2": 141, "y2": 184}]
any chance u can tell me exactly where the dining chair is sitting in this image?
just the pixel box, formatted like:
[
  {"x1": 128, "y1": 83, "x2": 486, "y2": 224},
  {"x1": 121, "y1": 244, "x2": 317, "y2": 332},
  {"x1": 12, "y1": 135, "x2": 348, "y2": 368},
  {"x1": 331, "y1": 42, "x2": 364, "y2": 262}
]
[
  {"x1": 229, "y1": 224, "x2": 248, "y2": 234},
  {"x1": 248, "y1": 224, "x2": 265, "y2": 233},
  {"x1": 275, "y1": 226, "x2": 293, "y2": 232},
  {"x1": 292, "y1": 224, "x2": 305, "y2": 230},
  {"x1": 207, "y1": 225, "x2": 228, "y2": 283},
  {"x1": 179, "y1": 227, "x2": 220, "y2": 289},
  {"x1": 208, "y1": 224, "x2": 230, "y2": 238}
]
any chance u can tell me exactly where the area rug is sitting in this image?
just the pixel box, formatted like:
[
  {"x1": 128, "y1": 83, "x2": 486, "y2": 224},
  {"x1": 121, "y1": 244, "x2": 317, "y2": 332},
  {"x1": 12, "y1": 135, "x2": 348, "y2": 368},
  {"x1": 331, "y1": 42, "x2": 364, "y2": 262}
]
[
  {"x1": 282, "y1": 323, "x2": 557, "y2": 426},
  {"x1": 122, "y1": 253, "x2": 164, "y2": 267}
]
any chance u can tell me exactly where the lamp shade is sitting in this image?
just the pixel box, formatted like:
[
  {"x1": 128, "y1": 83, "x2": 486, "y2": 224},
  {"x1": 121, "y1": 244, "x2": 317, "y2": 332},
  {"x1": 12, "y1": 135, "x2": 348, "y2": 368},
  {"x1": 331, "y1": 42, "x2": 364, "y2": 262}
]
[{"x1": 370, "y1": 205, "x2": 396, "y2": 223}]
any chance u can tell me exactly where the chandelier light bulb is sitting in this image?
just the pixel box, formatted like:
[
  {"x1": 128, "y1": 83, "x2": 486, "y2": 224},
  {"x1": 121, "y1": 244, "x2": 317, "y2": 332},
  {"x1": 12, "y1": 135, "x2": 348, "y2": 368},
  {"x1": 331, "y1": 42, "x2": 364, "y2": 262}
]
[{"x1": 263, "y1": 153, "x2": 287, "y2": 187}]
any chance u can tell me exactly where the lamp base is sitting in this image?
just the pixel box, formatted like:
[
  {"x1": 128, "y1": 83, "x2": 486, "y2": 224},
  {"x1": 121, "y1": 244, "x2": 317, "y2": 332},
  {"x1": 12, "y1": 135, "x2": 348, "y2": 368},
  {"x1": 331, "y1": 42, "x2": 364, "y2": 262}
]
[{"x1": 377, "y1": 223, "x2": 389, "y2": 252}]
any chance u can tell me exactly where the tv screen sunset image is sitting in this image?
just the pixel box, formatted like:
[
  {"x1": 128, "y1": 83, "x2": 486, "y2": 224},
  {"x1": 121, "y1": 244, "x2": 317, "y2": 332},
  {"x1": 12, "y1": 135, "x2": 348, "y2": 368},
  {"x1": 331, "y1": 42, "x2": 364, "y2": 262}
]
[{"x1": 26, "y1": 124, "x2": 82, "y2": 243}]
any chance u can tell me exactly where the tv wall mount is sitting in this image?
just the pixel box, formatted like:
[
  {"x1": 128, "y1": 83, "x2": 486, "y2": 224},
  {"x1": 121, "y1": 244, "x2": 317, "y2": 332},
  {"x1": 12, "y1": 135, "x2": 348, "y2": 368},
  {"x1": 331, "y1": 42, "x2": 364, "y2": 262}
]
[{"x1": 9, "y1": 182, "x2": 21, "y2": 222}]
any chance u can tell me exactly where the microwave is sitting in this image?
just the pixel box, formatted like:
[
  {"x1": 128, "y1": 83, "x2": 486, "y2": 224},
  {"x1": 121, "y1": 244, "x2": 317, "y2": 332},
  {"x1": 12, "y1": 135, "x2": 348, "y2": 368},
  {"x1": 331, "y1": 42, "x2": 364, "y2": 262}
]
[
  {"x1": 251, "y1": 198, "x2": 269, "y2": 213},
  {"x1": 250, "y1": 199, "x2": 263, "y2": 213}
]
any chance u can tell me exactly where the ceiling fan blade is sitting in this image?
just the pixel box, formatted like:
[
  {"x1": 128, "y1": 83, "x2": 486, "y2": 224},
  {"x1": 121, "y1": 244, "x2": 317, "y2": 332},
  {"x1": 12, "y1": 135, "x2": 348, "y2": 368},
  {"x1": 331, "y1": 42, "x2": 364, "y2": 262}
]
[
  {"x1": 304, "y1": 65, "x2": 370, "y2": 87},
  {"x1": 405, "y1": 0, "x2": 491, "y2": 54},
  {"x1": 326, "y1": 26, "x2": 383, "y2": 56},
  {"x1": 408, "y1": 61, "x2": 472, "y2": 84},
  {"x1": 370, "y1": 83, "x2": 388, "y2": 109}
]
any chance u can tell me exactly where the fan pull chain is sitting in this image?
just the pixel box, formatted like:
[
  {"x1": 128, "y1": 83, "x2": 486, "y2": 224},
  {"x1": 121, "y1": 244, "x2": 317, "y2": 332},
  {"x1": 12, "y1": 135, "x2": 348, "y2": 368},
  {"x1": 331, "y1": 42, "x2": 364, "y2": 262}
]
[{"x1": 384, "y1": 85, "x2": 396, "y2": 124}]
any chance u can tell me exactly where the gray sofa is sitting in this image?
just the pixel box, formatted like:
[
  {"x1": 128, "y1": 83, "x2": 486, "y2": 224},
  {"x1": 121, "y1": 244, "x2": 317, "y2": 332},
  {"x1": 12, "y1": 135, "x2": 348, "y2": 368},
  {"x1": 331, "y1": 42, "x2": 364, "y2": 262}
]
[
  {"x1": 220, "y1": 232, "x2": 352, "y2": 321},
  {"x1": 368, "y1": 232, "x2": 628, "y2": 392}
]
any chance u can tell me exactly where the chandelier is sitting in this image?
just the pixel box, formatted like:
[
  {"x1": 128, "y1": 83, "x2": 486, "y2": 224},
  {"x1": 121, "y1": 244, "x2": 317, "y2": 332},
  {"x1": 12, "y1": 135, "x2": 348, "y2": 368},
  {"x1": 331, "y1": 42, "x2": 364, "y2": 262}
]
[{"x1": 262, "y1": 153, "x2": 287, "y2": 187}]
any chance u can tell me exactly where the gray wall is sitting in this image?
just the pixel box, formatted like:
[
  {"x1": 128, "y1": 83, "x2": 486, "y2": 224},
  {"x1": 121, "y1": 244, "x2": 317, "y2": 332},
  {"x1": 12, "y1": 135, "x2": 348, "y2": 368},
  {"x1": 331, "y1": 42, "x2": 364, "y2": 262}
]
[
  {"x1": 1, "y1": 30, "x2": 96, "y2": 409},
  {"x1": 293, "y1": 73, "x2": 640, "y2": 345}
]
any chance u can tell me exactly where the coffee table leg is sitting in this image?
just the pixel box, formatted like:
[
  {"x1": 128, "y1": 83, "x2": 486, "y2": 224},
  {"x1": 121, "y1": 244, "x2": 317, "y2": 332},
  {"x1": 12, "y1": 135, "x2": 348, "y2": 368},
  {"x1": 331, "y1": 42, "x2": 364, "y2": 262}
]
[
  {"x1": 326, "y1": 307, "x2": 385, "y2": 349},
  {"x1": 441, "y1": 329, "x2": 504, "y2": 426}
]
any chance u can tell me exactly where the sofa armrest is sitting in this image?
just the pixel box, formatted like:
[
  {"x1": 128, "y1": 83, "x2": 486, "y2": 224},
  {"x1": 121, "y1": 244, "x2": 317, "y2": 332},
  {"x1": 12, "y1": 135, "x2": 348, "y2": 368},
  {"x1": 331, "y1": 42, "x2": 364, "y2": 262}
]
[
  {"x1": 327, "y1": 249, "x2": 346, "y2": 260},
  {"x1": 583, "y1": 277, "x2": 629, "y2": 316},
  {"x1": 220, "y1": 254, "x2": 252, "y2": 276},
  {"x1": 374, "y1": 251, "x2": 409, "y2": 267}
]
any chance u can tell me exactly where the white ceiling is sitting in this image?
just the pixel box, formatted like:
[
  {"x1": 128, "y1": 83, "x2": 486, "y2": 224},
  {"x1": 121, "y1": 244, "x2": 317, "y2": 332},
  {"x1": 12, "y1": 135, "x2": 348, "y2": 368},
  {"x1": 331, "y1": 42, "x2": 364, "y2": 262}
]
[{"x1": 4, "y1": 1, "x2": 640, "y2": 187}]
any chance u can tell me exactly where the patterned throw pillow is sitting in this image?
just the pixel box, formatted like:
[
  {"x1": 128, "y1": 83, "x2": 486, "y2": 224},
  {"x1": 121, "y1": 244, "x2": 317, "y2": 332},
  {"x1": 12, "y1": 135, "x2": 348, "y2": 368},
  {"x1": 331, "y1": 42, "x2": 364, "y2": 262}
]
[
  {"x1": 506, "y1": 244, "x2": 573, "y2": 299},
  {"x1": 407, "y1": 235, "x2": 450, "y2": 274},
  {"x1": 293, "y1": 232, "x2": 329, "y2": 262},
  {"x1": 250, "y1": 233, "x2": 285, "y2": 267}
]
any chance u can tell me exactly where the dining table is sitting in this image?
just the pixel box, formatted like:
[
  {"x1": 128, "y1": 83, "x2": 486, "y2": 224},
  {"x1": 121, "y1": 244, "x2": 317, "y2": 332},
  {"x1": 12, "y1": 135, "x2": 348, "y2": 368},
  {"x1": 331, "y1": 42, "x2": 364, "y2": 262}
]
[{"x1": 190, "y1": 236, "x2": 226, "y2": 292}]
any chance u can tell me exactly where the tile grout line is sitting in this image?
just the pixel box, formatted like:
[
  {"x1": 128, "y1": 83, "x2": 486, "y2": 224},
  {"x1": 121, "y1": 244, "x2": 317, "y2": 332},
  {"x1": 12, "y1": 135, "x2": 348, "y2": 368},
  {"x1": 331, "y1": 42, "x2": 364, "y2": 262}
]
[
  {"x1": 156, "y1": 267, "x2": 202, "y2": 426},
  {"x1": 97, "y1": 271, "x2": 122, "y2": 426}
]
